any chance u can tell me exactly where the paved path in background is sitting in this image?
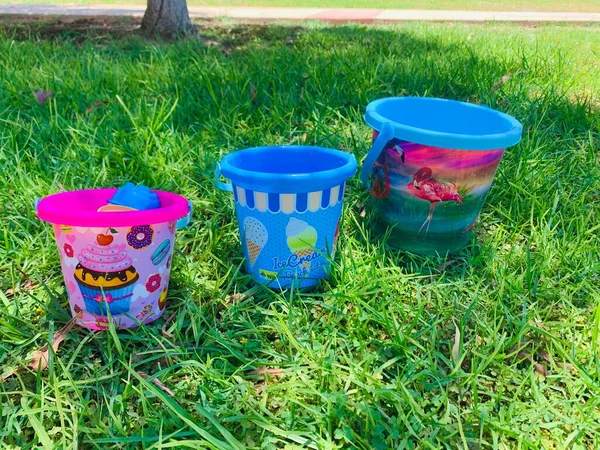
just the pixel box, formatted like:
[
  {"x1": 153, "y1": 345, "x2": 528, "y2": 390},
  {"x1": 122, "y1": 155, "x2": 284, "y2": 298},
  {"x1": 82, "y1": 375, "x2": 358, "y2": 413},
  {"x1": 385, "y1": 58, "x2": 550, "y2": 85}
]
[{"x1": 2, "y1": 4, "x2": 600, "y2": 23}]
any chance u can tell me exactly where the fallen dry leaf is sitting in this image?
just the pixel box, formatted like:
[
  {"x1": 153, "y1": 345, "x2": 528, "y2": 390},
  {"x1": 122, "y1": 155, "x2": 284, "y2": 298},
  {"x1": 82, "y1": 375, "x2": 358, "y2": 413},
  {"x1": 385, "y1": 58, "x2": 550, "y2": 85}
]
[
  {"x1": 534, "y1": 363, "x2": 548, "y2": 377},
  {"x1": 0, "y1": 367, "x2": 19, "y2": 382},
  {"x1": 248, "y1": 367, "x2": 286, "y2": 394},
  {"x1": 491, "y1": 72, "x2": 514, "y2": 93},
  {"x1": 22, "y1": 280, "x2": 38, "y2": 293},
  {"x1": 451, "y1": 321, "x2": 461, "y2": 366},
  {"x1": 538, "y1": 349, "x2": 551, "y2": 363},
  {"x1": 225, "y1": 293, "x2": 244, "y2": 304},
  {"x1": 29, "y1": 316, "x2": 78, "y2": 371},
  {"x1": 86, "y1": 100, "x2": 109, "y2": 114},
  {"x1": 508, "y1": 343, "x2": 534, "y2": 364},
  {"x1": 247, "y1": 367, "x2": 286, "y2": 378},
  {"x1": 506, "y1": 341, "x2": 548, "y2": 377},
  {"x1": 438, "y1": 259, "x2": 459, "y2": 272},
  {"x1": 4, "y1": 288, "x2": 14, "y2": 298},
  {"x1": 216, "y1": 292, "x2": 245, "y2": 317},
  {"x1": 34, "y1": 89, "x2": 53, "y2": 106},
  {"x1": 161, "y1": 311, "x2": 177, "y2": 339},
  {"x1": 557, "y1": 362, "x2": 575, "y2": 373},
  {"x1": 138, "y1": 372, "x2": 174, "y2": 396}
]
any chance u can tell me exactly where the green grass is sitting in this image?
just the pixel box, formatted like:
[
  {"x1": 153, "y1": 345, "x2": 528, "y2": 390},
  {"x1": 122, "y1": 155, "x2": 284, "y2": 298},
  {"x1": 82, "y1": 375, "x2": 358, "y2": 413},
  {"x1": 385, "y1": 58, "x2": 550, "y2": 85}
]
[
  {"x1": 1, "y1": 20, "x2": 600, "y2": 449},
  {"x1": 3, "y1": 0, "x2": 600, "y2": 12}
]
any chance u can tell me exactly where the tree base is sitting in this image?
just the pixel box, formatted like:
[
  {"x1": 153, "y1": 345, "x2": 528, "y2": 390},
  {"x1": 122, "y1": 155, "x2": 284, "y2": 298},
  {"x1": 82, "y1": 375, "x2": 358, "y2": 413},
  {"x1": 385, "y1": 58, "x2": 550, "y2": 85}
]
[{"x1": 141, "y1": 0, "x2": 195, "y2": 40}]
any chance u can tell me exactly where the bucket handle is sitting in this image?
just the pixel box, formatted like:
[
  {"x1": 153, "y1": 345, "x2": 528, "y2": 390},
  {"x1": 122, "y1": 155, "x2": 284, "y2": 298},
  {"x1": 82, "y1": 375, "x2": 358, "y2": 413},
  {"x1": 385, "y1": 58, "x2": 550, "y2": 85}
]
[
  {"x1": 176, "y1": 200, "x2": 193, "y2": 230},
  {"x1": 214, "y1": 163, "x2": 233, "y2": 192},
  {"x1": 360, "y1": 121, "x2": 395, "y2": 189}
]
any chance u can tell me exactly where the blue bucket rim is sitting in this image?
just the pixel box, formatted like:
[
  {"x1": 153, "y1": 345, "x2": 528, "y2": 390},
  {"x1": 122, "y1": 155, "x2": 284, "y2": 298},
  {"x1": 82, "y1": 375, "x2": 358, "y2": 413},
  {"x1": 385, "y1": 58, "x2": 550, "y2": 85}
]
[
  {"x1": 365, "y1": 97, "x2": 523, "y2": 150},
  {"x1": 219, "y1": 145, "x2": 358, "y2": 193}
]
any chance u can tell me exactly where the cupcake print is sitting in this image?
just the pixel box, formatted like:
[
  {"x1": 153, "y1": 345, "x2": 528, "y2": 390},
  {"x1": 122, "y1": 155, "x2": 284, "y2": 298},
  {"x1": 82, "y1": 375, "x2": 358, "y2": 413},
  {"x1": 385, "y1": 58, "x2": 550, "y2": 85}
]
[{"x1": 74, "y1": 237, "x2": 139, "y2": 316}]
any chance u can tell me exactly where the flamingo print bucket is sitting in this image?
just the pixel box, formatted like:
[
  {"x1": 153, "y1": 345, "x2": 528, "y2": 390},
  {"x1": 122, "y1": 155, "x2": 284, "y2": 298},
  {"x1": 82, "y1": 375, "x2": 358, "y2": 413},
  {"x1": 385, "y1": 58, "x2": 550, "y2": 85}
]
[
  {"x1": 363, "y1": 97, "x2": 522, "y2": 255},
  {"x1": 216, "y1": 146, "x2": 357, "y2": 289},
  {"x1": 36, "y1": 188, "x2": 191, "y2": 329}
]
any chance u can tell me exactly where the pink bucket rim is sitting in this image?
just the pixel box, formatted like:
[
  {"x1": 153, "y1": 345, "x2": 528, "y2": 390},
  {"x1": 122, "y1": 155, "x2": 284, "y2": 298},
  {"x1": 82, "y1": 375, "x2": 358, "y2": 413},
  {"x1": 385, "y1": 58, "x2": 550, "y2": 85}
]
[{"x1": 37, "y1": 188, "x2": 190, "y2": 227}]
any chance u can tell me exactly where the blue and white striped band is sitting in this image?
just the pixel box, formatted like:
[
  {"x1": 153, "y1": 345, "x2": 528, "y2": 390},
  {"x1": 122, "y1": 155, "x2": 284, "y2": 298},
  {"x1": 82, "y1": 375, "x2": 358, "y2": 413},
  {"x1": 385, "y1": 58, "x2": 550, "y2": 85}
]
[{"x1": 232, "y1": 183, "x2": 346, "y2": 214}]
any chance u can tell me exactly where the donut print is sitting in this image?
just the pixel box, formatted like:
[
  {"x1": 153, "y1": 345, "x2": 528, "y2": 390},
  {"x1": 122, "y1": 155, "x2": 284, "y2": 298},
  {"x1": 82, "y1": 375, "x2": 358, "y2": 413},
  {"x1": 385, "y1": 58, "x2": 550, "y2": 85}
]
[
  {"x1": 146, "y1": 273, "x2": 162, "y2": 293},
  {"x1": 63, "y1": 243, "x2": 74, "y2": 258},
  {"x1": 127, "y1": 225, "x2": 154, "y2": 250}
]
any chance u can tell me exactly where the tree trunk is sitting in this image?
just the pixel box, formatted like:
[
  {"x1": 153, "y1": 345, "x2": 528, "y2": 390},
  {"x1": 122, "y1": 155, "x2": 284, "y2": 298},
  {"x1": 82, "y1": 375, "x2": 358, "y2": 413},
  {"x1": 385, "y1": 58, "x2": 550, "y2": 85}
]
[{"x1": 141, "y1": 0, "x2": 194, "y2": 39}]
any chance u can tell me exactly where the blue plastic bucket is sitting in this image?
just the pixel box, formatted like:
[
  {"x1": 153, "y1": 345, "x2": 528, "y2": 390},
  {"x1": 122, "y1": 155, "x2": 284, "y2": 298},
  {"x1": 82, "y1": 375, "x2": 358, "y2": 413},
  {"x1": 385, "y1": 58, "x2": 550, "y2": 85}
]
[
  {"x1": 362, "y1": 97, "x2": 522, "y2": 255},
  {"x1": 216, "y1": 146, "x2": 357, "y2": 288}
]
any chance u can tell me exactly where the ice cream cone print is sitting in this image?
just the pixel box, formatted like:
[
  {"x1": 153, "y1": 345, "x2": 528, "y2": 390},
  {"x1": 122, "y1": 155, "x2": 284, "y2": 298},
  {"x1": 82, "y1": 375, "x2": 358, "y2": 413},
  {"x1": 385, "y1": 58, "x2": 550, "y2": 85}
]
[
  {"x1": 243, "y1": 217, "x2": 268, "y2": 269},
  {"x1": 286, "y1": 218, "x2": 318, "y2": 274},
  {"x1": 295, "y1": 248, "x2": 314, "y2": 271}
]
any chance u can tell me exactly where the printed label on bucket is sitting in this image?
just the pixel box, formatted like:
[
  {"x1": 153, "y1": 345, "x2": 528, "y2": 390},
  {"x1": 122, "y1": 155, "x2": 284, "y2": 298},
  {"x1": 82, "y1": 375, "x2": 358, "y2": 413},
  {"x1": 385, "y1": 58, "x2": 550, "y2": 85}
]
[
  {"x1": 53, "y1": 222, "x2": 176, "y2": 329},
  {"x1": 233, "y1": 183, "x2": 345, "y2": 288},
  {"x1": 369, "y1": 135, "x2": 505, "y2": 254}
]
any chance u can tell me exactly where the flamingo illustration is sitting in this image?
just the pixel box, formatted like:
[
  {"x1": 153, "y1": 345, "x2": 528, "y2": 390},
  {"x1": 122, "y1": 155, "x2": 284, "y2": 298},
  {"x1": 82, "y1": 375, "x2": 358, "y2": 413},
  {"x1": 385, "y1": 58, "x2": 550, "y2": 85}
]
[
  {"x1": 370, "y1": 141, "x2": 405, "y2": 199},
  {"x1": 408, "y1": 167, "x2": 463, "y2": 233}
]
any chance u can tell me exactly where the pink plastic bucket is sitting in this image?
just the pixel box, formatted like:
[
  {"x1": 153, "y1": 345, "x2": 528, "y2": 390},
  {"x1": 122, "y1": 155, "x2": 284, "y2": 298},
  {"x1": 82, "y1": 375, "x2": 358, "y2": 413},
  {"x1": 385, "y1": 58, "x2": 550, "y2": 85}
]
[{"x1": 36, "y1": 188, "x2": 191, "y2": 330}]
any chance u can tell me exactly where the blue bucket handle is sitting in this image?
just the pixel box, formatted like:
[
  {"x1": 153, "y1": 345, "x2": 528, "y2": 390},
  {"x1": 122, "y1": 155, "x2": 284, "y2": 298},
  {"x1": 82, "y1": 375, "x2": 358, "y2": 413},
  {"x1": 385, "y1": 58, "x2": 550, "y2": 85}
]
[
  {"x1": 360, "y1": 122, "x2": 395, "y2": 189},
  {"x1": 214, "y1": 163, "x2": 233, "y2": 192},
  {"x1": 176, "y1": 200, "x2": 193, "y2": 229}
]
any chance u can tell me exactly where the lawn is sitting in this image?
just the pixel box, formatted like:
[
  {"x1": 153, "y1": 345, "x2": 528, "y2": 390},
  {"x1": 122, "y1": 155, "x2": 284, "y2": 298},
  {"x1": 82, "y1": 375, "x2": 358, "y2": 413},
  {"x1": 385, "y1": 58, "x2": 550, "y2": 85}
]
[
  {"x1": 2, "y1": 0, "x2": 600, "y2": 12},
  {"x1": 1, "y1": 19, "x2": 600, "y2": 449}
]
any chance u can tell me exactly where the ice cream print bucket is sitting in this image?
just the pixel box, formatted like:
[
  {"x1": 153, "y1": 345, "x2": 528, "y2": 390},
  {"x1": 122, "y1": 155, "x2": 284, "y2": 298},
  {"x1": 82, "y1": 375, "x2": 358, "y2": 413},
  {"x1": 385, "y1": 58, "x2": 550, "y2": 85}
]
[
  {"x1": 362, "y1": 97, "x2": 522, "y2": 255},
  {"x1": 216, "y1": 146, "x2": 357, "y2": 289},
  {"x1": 36, "y1": 184, "x2": 191, "y2": 329}
]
